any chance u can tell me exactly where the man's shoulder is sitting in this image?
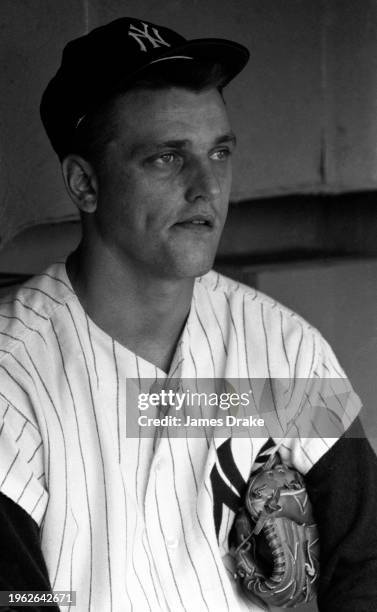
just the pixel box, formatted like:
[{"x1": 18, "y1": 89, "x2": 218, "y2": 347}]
[
  {"x1": 0, "y1": 262, "x2": 75, "y2": 354},
  {"x1": 197, "y1": 269, "x2": 316, "y2": 335}
]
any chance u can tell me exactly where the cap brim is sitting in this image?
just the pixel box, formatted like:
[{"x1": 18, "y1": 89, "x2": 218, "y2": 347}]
[{"x1": 142, "y1": 38, "x2": 250, "y2": 87}]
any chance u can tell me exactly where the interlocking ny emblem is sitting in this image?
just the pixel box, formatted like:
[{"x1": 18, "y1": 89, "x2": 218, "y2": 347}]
[{"x1": 128, "y1": 22, "x2": 171, "y2": 52}]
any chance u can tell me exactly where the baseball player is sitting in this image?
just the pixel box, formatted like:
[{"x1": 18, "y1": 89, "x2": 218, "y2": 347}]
[{"x1": 0, "y1": 17, "x2": 376, "y2": 612}]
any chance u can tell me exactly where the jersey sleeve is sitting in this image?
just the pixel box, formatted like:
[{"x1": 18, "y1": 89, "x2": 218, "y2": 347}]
[
  {"x1": 305, "y1": 417, "x2": 377, "y2": 611},
  {"x1": 0, "y1": 491, "x2": 58, "y2": 609},
  {"x1": 0, "y1": 398, "x2": 48, "y2": 526},
  {"x1": 274, "y1": 334, "x2": 377, "y2": 610},
  {"x1": 279, "y1": 331, "x2": 363, "y2": 474}
]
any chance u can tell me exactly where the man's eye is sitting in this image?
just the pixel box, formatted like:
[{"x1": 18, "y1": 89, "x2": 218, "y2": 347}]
[
  {"x1": 211, "y1": 148, "x2": 232, "y2": 161},
  {"x1": 153, "y1": 153, "x2": 178, "y2": 166}
]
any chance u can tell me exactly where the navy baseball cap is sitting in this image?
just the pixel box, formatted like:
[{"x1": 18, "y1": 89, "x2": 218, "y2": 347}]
[{"x1": 40, "y1": 17, "x2": 250, "y2": 159}]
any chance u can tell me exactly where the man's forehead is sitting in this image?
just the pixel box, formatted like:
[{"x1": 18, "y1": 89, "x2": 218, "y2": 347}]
[{"x1": 112, "y1": 86, "x2": 231, "y2": 143}]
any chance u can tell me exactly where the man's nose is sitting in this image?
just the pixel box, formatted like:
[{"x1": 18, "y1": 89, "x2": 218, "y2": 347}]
[{"x1": 185, "y1": 159, "x2": 221, "y2": 204}]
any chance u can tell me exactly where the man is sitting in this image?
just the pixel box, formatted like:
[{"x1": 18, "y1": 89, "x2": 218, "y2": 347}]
[{"x1": 0, "y1": 16, "x2": 376, "y2": 612}]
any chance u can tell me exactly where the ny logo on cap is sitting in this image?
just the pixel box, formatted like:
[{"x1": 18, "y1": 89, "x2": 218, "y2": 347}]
[{"x1": 128, "y1": 22, "x2": 171, "y2": 52}]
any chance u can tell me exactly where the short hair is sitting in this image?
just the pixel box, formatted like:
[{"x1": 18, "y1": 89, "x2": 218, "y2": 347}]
[{"x1": 68, "y1": 59, "x2": 227, "y2": 169}]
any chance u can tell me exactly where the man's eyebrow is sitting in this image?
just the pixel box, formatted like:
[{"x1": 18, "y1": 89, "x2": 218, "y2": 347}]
[
  {"x1": 213, "y1": 132, "x2": 237, "y2": 147},
  {"x1": 129, "y1": 139, "x2": 188, "y2": 156},
  {"x1": 130, "y1": 133, "x2": 237, "y2": 156}
]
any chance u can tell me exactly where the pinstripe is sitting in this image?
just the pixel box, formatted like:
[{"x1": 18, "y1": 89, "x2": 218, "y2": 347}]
[
  {"x1": 321, "y1": 362, "x2": 353, "y2": 417},
  {"x1": 132, "y1": 360, "x2": 154, "y2": 609},
  {"x1": 168, "y1": 357, "x2": 184, "y2": 380},
  {"x1": 132, "y1": 371, "x2": 155, "y2": 611},
  {"x1": 193, "y1": 299, "x2": 216, "y2": 377},
  {"x1": 280, "y1": 311, "x2": 291, "y2": 377},
  {"x1": 129, "y1": 372, "x2": 164, "y2": 609},
  {"x1": 0, "y1": 403, "x2": 9, "y2": 437},
  {"x1": 184, "y1": 442, "x2": 231, "y2": 610},
  {"x1": 280, "y1": 311, "x2": 300, "y2": 409},
  {"x1": 207, "y1": 293, "x2": 228, "y2": 356},
  {"x1": 22, "y1": 344, "x2": 69, "y2": 588},
  {"x1": 112, "y1": 341, "x2": 121, "y2": 464},
  {"x1": 86, "y1": 315, "x2": 99, "y2": 388},
  {"x1": 0, "y1": 298, "x2": 49, "y2": 321},
  {"x1": 0, "y1": 340, "x2": 54, "y2": 504},
  {"x1": 135, "y1": 355, "x2": 141, "y2": 382},
  {"x1": 318, "y1": 392, "x2": 345, "y2": 433},
  {"x1": 166, "y1": 436, "x2": 210, "y2": 612},
  {"x1": 185, "y1": 437, "x2": 198, "y2": 492},
  {"x1": 0, "y1": 448, "x2": 20, "y2": 487},
  {"x1": 0, "y1": 314, "x2": 47, "y2": 344},
  {"x1": 27, "y1": 441, "x2": 42, "y2": 463},
  {"x1": 0, "y1": 402, "x2": 9, "y2": 419},
  {"x1": 222, "y1": 294, "x2": 252, "y2": 443},
  {"x1": 0, "y1": 330, "x2": 48, "y2": 381},
  {"x1": 22, "y1": 286, "x2": 63, "y2": 306},
  {"x1": 223, "y1": 292, "x2": 240, "y2": 371},
  {"x1": 321, "y1": 344, "x2": 346, "y2": 378},
  {"x1": 50, "y1": 319, "x2": 94, "y2": 609},
  {"x1": 194, "y1": 505, "x2": 230, "y2": 610},
  {"x1": 30, "y1": 487, "x2": 46, "y2": 516},
  {"x1": 3, "y1": 358, "x2": 45, "y2": 526},
  {"x1": 0, "y1": 386, "x2": 39, "y2": 430},
  {"x1": 308, "y1": 333, "x2": 317, "y2": 377},
  {"x1": 66, "y1": 305, "x2": 113, "y2": 610},
  {"x1": 260, "y1": 303, "x2": 285, "y2": 433},
  {"x1": 292, "y1": 423, "x2": 314, "y2": 467},
  {"x1": 204, "y1": 480, "x2": 213, "y2": 503},
  {"x1": 15, "y1": 419, "x2": 28, "y2": 442},
  {"x1": 34, "y1": 272, "x2": 74, "y2": 293},
  {"x1": 153, "y1": 478, "x2": 188, "y2": 611},
  {"x1": 213, "y1": 272, "x2": 221, "y2": 291},
  {"x1": 133, "y1": 448, "x2": 154, "y2": 611},
  {"x1": 120, "y1": 476, "x2": 134, "y2": 612},
  {"x1": 0, "y1": 362, "x2": 35, "y2": 404},
  {"x1": 142, "y1": 530, "x2": 166, "y2": 610},
  {"x1": 292, "y1": 322, "x2": 304, "y2": 381},
  {"x1": 0, "y1": 348, "x2": 39, "y2": 383},
  {"x1": 186, "y1": 324, "x2": 210, "y2": 448},
  {"x1": 242, "y1": 295, "x2": 257, "y2": 410},
  {"x1": 16, "y1": 472, "x2": 33, "y2": 503},
  {"x1": 186, "y1": 325, "x2": 198, "y2": 378},
  {"x1": 68, "y1": 510, "x2": 79, "y2": 612}
]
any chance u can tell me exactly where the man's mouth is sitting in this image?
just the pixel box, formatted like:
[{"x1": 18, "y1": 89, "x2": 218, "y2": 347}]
[{"x1": 173, "y1": 214, "x2": 215, "y2": 230}]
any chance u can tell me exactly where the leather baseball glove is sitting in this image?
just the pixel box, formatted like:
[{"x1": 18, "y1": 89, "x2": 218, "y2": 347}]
[{"x1": 231, "y1": 457, "x2": 320, "y2": 608}]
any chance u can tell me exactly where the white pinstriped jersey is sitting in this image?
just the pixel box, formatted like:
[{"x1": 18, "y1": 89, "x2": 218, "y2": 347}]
[{"x1": 0, "y1": 262, "x2": 361, "y2": 611}]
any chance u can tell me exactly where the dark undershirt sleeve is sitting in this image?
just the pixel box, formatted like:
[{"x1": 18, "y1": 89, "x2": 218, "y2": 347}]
[
  {"x1": 0, "y1": 492, "x2": 59, "y2": 611},
  {"x1": 305, "y1": 417, "x2": 377, "y2": 612}
]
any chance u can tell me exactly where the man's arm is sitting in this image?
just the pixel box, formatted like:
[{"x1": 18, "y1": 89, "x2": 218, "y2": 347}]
[
  {"x1": 305, "y1": 417, "x2": 377, "y2": 611},
  {"x1": 0, "y1": 492, "x2": 59, "y2": 611}
]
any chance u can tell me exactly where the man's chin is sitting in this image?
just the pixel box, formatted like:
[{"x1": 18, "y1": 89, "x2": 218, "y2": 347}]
[{"x1": 165, "y1": 254, "x2": 215, "y2": 280}]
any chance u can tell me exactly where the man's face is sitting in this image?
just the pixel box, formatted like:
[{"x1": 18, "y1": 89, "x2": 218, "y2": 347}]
[{"x1": 93, "y1": 86, "x2": 234, "y2": 280}]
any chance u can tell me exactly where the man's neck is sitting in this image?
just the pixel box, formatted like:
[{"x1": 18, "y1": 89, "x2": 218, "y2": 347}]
[{"x1": 66, "y1": 243, "x2": 195, "y2": 373}]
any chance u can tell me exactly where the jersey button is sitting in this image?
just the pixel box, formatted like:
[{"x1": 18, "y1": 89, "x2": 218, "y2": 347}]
[{"x1": 155, "y1": 459, "x2": 163, "y2": 472}]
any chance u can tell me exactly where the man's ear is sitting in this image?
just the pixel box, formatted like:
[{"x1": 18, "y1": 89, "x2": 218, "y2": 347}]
[{"x1": 61, "y1": 155, "x2": 98, "y2": 213}]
